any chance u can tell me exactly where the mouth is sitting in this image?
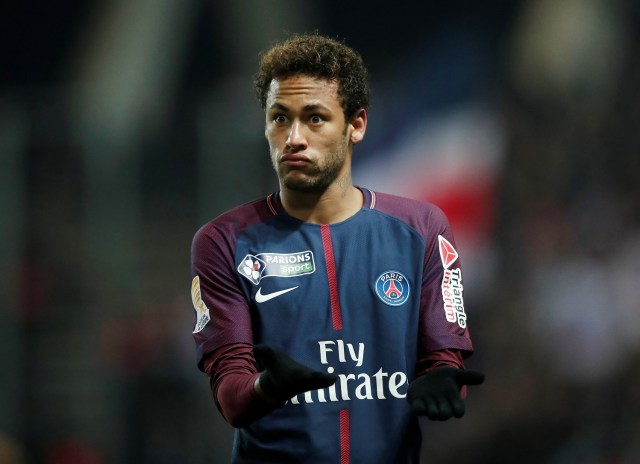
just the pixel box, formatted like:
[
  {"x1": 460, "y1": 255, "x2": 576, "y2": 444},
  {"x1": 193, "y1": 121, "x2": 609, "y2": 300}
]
[{"x1": 280, "y1": 153, "x2": 311, "y2": 167}]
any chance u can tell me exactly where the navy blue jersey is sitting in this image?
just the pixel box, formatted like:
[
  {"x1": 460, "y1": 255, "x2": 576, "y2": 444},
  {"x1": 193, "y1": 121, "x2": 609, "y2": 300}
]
[{"x1": 191, "y1": 188, "x2": 473, "y2": 463}]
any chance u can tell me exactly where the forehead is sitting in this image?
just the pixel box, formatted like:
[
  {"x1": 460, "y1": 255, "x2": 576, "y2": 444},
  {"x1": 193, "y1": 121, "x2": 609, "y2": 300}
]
[{"x1": 266, "y1": 75, "x2": 341, "y2": 109}]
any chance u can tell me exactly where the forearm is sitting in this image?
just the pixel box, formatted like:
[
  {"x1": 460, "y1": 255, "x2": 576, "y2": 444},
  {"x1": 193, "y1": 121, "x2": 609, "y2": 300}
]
[
  {"x1": 416, "y1": 348, "x2": 464, "y2": 376},
  {"x1": 416, "y1": 348, "x2": 468, "y2": 398},
  {"x1": 204, "y1": 343, "x2": 278, "y2": 428}
]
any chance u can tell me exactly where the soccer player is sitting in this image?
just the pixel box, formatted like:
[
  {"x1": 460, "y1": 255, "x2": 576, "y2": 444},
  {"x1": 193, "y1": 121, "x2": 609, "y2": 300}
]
[{"x1": 190, "y1": 33, "x2": 484, "y2": 463}]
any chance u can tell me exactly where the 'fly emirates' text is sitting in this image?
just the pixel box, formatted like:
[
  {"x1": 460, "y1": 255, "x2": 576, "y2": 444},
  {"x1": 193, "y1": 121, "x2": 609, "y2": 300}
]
[{"x1": 290, "y1": 339, "x2": 408, "y2": 405}]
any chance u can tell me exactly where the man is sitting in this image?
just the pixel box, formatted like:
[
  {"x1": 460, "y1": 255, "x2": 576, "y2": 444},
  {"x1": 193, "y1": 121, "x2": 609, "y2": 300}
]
[{"x1": 190, "y1": 33, "x2": 484, "y2": 463}]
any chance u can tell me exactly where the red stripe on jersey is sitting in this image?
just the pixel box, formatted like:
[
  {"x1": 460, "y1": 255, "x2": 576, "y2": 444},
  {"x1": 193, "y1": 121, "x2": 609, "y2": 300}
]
[
  {"x1": 340, "y1": 409, "x2": 350, "y2": 464},
  {"x1": 369, "y1": 189, "x2": 376, "y2": 209},
  {"x1": 321, "y1": 224, "x2": 342, "y2": 330},
  {"x1": 266, "y1": 194, "x2": 277, "y2": 215}
]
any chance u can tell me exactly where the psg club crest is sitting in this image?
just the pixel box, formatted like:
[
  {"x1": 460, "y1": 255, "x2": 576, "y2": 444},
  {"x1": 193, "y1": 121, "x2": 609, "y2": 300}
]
[{"x1": 374, "y1": 270, "x2": 410, "y2": 307}]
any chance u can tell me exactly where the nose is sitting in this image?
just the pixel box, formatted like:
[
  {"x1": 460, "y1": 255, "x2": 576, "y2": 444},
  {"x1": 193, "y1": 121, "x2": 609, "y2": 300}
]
[{"x1": 285, "y1": 120, "x2": 307, "y2": 151}]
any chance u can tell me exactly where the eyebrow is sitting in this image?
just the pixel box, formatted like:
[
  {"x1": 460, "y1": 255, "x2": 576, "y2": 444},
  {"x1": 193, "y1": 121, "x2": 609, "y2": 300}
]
[{"x1": 268, "y1": 102, "x2": 330, "y2": 112}]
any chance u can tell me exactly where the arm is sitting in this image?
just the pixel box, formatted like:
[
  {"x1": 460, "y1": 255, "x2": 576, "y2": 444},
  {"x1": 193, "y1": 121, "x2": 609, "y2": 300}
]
[
  {"x1": 204, "y1": 343, "x2": 277, "y2": 428},
  {"x1": 409, "y1": 303, "x2": 484, "y2": 420},
  {"x1": 407, "y1": 364, "x2": 484, "y2": 420},
  {"x1": 204, "y1": 342, "x2": 337, "y2": 428},
  {"x1": 417, "y1": 348, "x2": 465, "y2": 375},
  {"x1": 409, "y1": 210, "x2": 483, "y2": 419},
  {"x1": 407, "y1": 320, "x2": 484, "y2": 420},
  {"x1": 409, "y1": 319, "x2": 484, "y2": 420}
]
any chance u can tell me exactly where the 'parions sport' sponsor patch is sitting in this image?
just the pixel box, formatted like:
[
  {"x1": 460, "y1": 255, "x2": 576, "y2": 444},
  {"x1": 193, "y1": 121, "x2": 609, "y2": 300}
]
[
  {"x1": 238, "y1": 251, "x2": 316, "y2": 285},
  {"x1": 374, "y1": 270, "x2": 410, "y2": 307},
  {"x1": 191, "y1": 276, "x2": 210, "y2": 333}
]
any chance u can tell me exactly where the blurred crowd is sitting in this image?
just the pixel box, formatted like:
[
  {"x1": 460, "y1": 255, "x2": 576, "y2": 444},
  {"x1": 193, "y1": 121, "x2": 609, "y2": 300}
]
[
  {"x1": 1, "y1": 1, "x2": 639, "y2": 463},
  {"x1": 437, "y1": 1, "x2": 640, "y2": 461}
]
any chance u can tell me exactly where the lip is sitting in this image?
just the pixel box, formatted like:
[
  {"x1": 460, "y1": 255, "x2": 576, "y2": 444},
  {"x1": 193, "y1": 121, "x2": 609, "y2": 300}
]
[{"x1": 280, "y1": 154, "x2": 311, "y2": 166}]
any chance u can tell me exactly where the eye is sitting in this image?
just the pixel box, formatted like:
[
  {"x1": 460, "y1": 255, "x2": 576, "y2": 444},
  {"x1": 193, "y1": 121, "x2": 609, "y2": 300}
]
[
  {"x1": 273, "y1": 114, "x2": 288, "y2": 124},
  {"x1": 309, "y1": 114, "x2": 324, "y2": 124}
]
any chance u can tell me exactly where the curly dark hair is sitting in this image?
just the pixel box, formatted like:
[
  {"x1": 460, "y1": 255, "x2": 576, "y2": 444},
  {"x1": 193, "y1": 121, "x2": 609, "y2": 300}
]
[{"x1": 254, "y1": 33, "x2": 370, "y2": 119}]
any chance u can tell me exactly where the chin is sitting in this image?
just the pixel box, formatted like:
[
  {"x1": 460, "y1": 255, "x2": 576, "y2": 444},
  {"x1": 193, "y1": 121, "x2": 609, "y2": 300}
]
[
  {"x1": 283, "y1": 182, "x2": 325, "y2": 193},
  {"x1": 280, "y1": 166, "x2": 340, "y2": 193},
  {"x1": 282, "y1": 177, "x2": 330, "y2": 193}
]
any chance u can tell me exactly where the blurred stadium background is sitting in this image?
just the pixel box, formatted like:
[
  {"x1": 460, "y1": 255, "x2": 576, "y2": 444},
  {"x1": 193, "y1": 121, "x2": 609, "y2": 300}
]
[{"x1": 1, "y1": 0, "x2": 640, "y2": 462}]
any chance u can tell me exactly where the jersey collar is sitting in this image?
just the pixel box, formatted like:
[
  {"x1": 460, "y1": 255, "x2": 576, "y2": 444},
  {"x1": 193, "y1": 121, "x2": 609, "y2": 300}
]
[{"x1": 267, "y1": 187, "x2": 376, "y2": 217}]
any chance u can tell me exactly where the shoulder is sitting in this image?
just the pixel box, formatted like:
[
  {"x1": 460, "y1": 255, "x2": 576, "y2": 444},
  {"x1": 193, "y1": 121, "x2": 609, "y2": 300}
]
[
  {"x1": 192, "y1": 196, "x2": 275, "y2": 248},
  {"x1": 370, "y1": 191, "x2": 450, "y2": 233}
]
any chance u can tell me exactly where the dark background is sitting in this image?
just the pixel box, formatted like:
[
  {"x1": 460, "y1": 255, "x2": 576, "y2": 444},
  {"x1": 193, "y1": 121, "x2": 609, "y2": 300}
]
[{"x1": 2, "y1": 1, "x2": 640, "y2": 462}]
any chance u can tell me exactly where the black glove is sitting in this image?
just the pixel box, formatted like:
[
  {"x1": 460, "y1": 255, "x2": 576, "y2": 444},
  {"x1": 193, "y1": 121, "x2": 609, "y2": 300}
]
[
  {"x1": 407, "y1": 367, "x2": 484, "y2": 420},
  {"x1": 253, "y1": 344, "x2": 338, "y2": 403}
]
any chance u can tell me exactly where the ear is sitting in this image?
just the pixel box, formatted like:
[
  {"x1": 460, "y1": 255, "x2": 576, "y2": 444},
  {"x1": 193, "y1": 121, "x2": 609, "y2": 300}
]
[{"x1": 349, "y1": 109, "x2": 367, "y2": 144}]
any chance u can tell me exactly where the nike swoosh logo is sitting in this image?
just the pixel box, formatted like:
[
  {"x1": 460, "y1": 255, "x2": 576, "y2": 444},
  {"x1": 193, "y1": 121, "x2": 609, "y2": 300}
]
[{"x1": 255, "y1": 286, "x2": 298, "y2": 303}]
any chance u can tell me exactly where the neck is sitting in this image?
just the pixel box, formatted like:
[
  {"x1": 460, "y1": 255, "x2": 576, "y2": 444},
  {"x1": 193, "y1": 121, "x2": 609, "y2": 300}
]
[{"x1": 280, "y1": 177, "x2": 363, "y2": 224}]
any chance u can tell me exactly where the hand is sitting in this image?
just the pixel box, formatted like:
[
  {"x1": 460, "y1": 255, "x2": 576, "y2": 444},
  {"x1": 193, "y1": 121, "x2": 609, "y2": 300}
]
[
  {"x1": 407, "y1": 367, "x2": 484, "y2": 420},
  {"x1": 253, "y1": 344, "x2": 338, "y2": 403}
]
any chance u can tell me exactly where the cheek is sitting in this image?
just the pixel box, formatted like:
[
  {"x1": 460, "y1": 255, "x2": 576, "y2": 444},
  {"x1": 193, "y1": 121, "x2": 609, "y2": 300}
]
[
  {"x1": 265, "y1": 133, "x2": 278, "y2": 151},
  {"x1": 319, "y1": 131, "x2": 342, "y2": 149},
  {"x1": 266, "y1": 128, "x2": 284, "y2": 145},
  {"x1": 267, "y1": 142, "x2": 277, "y2": 162},
  {"x1": 327, "y1": 131, "x2": 349, "y2": 153},
  {"x1": 266, "y1": 137, "x2": 280, "y2": 163}
]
